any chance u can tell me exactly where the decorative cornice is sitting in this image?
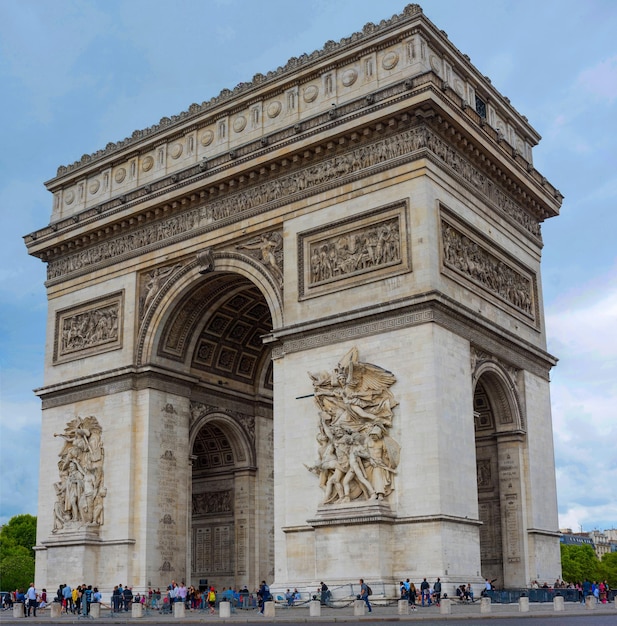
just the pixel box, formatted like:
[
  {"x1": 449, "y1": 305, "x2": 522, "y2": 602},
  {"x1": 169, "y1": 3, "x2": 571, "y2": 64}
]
[
  {"x1": 49, "y1": 5, "x2": 427, "y2": 179},
  {"x1": 40, "y1": 116, "x2": 550, "y2": 285},
  {"x1": 271, "y1": 293, "x2": 555, "y2": 380}
]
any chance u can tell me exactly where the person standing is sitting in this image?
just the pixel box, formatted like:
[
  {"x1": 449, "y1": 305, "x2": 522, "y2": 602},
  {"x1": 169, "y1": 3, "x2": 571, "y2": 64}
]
[
  {"x1": 258, "y1": 581, "x2": 271, "y2": 614},
  {"x1": 359, "y1": 579, "x2": 371, "y2": 613},
  {"x1": 25, "y1": 583, "x2": 37, "y2": 617},
  {"x1": 433, "y1": 577, "x2": 442, "y2": 606},
  {"x1": 420, "y1": 578, "x2": 431, "y2": 606},
  {"x1": 62, "y1": 584, "x2": 73, "y2": 614}
]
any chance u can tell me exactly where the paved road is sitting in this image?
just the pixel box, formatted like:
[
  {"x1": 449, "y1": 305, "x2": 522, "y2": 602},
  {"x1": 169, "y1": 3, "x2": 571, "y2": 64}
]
[{"x1": 1, "y1": 600, "x2": 616, "y2": 624}]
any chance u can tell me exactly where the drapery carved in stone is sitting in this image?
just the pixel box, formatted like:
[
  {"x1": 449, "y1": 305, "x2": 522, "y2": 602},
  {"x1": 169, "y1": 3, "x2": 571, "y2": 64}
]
[
  {"x1": 54, "y1": 292, "x2": 122, "y2": 362},
  {"x1": 306, "y1": 347, "x2": 400, "y2": 504},
  {"x1": 442, "y1": 220, "x2": 534, "y2": 316},
  {"x1": 46, "y1": 123, "x2": 540, "y2": 281},
  {"x1": 52, "y1": 416, "x2": 106, "y2": 533},
  {"x1": 235, "y1": 231, "x2": 283, "y2": 287},
  {"x1": 138, "y1": 263, "x2": 183, "y2": 321}
]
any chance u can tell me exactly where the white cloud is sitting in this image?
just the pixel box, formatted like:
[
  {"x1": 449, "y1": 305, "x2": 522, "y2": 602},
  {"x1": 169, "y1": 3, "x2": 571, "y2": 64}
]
[{"x1": 576, "y1": 55, "x2": 617, "y2": 103}]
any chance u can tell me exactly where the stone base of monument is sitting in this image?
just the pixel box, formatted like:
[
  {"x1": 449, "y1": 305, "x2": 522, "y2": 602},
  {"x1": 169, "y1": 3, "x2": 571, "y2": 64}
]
[
  {"x1": 173, "y1": 601, "x2": 185, "y2": 618},
  {"x1": 132, "y1": 602, "x2": 143, "y2": 618},
  {"x1": 219, "y1": 601, "x2": 230, "y2": 618},
  {"x1": 480, "y1": 597, "x2": 491, "y2": 613},
  {"x1": 353, "y1": 599, "x2": 366, "y2": 616},
  {"x1": 397, "y1": 599, "x2": 409, "y2": 614},
  {"x1": 553, "y1": 596, "x2": 564, "y2": 611},
  {"x1": 309, "y1": 600, "x2": 321, "y2": 616},
  {"x1": 90, "y1": 603, "x2": 101, "y2": 618},
  {"x1": 439, "y1": 599, "x2": 452, "y2": 614}
]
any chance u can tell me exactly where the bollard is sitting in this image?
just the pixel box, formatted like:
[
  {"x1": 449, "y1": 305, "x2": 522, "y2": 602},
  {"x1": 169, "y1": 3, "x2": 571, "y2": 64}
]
[
  {"x1": 132, "y1": 602, "x2": 143, "y2": 618},
  {"x1": 397, "y1": 599, "x2": 409, "y2": 615},
  {"x1": 309, "y1": 600, "x2": 321, "y2": 616},
  {"x1": 174, "y1": 601, "x2": 186, "y2": 618},
  {"x1": 585, "y1": 595, "x2": 595, "y2": 610},
  {"x1": 353, "y1": 599, "x2": 366, "y2": 616},
  {"x1": 13, "y1": 603, "x2": 24, "y2": 618},
  {"x1": 219, "y1": 601, "x2": 231, "y2": 618},
  {"x1": 518, "y1": 596, "x2": 529, "y2": 612},
  {"x1": 90, "y1": 603, "x2": 101, "y2": 618},
  {"x1": 480, "y1": 597, "x2": 491, "y2": 613},
  {"x1": 439, "y1": 598, "x2": 452, "y2": 614},
  {"x1": 263, "y1": 600, "x2": 275, "y2": 617},
  {"x1": 51, "y1": 602, "x2": 62, "y2": 618},
  {"x1": 553, "y1": 596, "x2": 565, "y2": 611}
]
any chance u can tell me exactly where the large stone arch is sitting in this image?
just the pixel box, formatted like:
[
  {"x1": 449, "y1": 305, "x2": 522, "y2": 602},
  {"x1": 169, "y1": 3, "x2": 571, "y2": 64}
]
[
  {"x1": 472, "y1": 356, "x2": 529, "y2": 588},
  {"x1": 137, "y1": 251, "x2": 283, "y2": 369}
]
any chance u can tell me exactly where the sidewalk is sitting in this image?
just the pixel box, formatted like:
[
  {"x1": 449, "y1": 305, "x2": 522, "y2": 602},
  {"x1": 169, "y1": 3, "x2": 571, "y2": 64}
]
[{"x1": 2, "y1": 599, "x2": 617, "y2": 623}]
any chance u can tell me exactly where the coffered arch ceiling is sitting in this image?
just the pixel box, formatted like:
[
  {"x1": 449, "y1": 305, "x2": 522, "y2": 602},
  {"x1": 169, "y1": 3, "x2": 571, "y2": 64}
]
[{"x1": 158, "y1": 271, "x2": 273, "y2": 391}]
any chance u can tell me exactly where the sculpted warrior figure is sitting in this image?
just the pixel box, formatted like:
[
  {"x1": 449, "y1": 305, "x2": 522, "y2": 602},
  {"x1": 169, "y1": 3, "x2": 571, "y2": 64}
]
[
  {"x1": 236, "y1": 232, "x2": 283, "y2": 286},
  {"x1": 307, "y1": 348, "x2": 400, "y2": 505},
  {"x1": 53, "y1": 416, "x2": 106, "y2": 532}
]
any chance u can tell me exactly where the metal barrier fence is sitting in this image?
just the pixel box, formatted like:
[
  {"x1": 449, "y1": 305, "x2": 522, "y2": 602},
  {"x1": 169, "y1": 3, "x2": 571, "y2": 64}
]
[{"x1": 485, "y1": 588, "x2": 616, "y2": 603}]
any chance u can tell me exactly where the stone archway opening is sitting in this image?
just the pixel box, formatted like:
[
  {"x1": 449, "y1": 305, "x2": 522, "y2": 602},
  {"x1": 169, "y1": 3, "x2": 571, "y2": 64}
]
[
  {"x1": 155, "y1": 270, "x2": 275, "y2": 590},
  {"x1": 473, "y1": 371, "x2": 527, "y2": 589}
]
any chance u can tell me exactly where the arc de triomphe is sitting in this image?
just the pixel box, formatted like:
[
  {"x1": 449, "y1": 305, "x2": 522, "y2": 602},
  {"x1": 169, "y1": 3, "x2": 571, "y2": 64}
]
[{"x1": 27, "y1": 4, "x2": 562, "y2": 594}]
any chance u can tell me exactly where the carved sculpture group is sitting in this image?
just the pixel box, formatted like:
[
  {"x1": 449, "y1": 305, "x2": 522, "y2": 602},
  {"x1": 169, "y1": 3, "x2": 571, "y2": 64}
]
[
  {"x1": 309, "y1": 218, "x2": 401, "y2": 284},
  {"x1": 52, "y1": 416, "x2": 106, "y2": 533},
  {"x1": 306, "y1": 348, "x2": 400, "y2": 504}
]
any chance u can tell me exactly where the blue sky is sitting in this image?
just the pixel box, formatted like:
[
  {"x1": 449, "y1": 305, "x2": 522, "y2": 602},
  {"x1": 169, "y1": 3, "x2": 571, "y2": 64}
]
[{"x1": 0, "y1": 0, "x2": 615, "y2": 533}]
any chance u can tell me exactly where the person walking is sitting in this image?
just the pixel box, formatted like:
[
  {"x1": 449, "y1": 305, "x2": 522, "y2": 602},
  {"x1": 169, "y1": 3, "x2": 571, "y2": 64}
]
[
  {"x1": 359, "y1": 579, "x2": 371, "y2": 613},
  {"x1": 25, "y1": 583, "x2": 37, "y2": 617}
]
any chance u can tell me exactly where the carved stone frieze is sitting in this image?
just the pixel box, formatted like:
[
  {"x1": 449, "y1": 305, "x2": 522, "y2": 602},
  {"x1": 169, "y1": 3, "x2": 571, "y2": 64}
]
[
  {"x1": 52, "y1": 416, "x2": 106, "y2": 534},
  {"x1": 192, "y1": 490, "x2": 233, "y2": 516},
  {"x1": 441, "y1": 217, "x2": 535, "y2": 318},
  {"x1": 305, "y1": 347, "x2": 400, "y2": 505},
  {"x1": 46, "y1": 123, "x2": 540, "y2": 282},
  {"x1": 54, "y1": 291, "x2": 123, "y2": 363},
  {"x1": 299, "y1": 201, "x2": 409, "y2": 298}
]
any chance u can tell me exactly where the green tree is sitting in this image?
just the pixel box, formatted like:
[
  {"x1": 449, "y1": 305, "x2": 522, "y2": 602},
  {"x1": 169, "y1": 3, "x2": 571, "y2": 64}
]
[
  {"x1": 560, "y1": 543, "x2": 600, "y2": 583},
  {"x1": 0, "y1": 548, "x2": 34, "y2": 592},
  {"x1": 597, "y1": 552, "x2": 617, "y2": 588},
  {"x1": 0, "y1": 515, "x2": 37, "y2": 592},
  {"x1": 0, "y1": 514, "x2": 37, "y2": 558}
]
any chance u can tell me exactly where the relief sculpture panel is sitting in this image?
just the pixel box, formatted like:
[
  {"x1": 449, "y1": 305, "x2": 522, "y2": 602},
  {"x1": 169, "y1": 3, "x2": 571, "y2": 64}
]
[
  {"x1": 299, "y1": 202, "x2": 410, "y2": 298},
  {"x1": 441, "y1": 215, "x2": 536, "y2": 320},
  {"x1": 52, "y1": 416, "x2": 106, "y2": 533},
  {"x1": 305, "y1": 347, "x2": 400, "y2": 504},
  {"x1": 54, "y1": 292, "x2": 123, "y2": 363}
]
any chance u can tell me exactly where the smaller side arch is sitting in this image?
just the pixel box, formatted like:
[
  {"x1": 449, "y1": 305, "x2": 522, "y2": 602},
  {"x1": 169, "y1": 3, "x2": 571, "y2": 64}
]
[
  {"x1": 189, "y1": 409, "x2": 257, "y2": 470},
  {"x1": 472, "y1": 360, "x2": 525, "y2": 432}
]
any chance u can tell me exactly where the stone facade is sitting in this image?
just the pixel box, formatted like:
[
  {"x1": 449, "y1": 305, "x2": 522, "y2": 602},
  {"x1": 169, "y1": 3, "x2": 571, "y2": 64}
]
[{"x1": 28, "y1": 4, "x2": 562, "y2": 595}]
